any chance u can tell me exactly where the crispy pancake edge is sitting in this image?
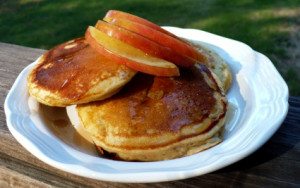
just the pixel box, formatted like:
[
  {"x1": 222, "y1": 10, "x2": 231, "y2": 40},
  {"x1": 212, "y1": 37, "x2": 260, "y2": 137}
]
[{"x1": 91, "y1": 115, "x2": 226, "y2": 161}]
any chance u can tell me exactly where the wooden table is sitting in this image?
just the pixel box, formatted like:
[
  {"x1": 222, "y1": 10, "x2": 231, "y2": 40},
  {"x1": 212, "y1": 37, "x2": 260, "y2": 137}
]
[{"x1": 0, "y1": 42, "x2": 299, "y2": 187}]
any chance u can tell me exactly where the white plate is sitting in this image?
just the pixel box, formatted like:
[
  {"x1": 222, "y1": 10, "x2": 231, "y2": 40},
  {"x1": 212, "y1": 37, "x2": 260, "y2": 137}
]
[{"x1": 4, "y1": 27, "x2": 289, "y2": 183}]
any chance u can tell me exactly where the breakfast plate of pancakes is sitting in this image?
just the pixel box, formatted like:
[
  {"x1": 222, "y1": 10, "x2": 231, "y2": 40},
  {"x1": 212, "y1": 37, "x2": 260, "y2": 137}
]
[{"x1": 5, "y1": 11, "x2": 288, "y2": 183}]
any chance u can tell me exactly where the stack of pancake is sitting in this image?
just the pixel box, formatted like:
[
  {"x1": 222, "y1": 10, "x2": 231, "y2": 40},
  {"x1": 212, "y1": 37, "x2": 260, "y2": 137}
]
[{"x1": 27, "y1": 25, "x2": 231, "y2": 162}]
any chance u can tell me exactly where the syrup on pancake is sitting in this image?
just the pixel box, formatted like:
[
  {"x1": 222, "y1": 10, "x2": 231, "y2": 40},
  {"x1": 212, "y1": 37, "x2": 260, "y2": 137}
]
[
  {"x1": 28, "y1": 37, "x2": 136, "y2": 106},
  {"x1": 75, "y1": 65, "x2": 227, "y2": 160}
]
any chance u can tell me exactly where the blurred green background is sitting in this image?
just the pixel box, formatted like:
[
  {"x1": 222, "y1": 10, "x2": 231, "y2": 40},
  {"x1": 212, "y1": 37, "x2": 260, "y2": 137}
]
[{"x1": 1, "y1": 0, "x2": 299, "y2": 95}]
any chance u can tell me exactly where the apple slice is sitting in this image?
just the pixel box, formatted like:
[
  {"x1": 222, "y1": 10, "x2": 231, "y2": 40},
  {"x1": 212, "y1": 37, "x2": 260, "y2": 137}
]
[
  {"x1": 85, "y1": 26, "x2": 179, "y2": 77},
  {"x1": 95, "y1": 20, "x2": 197, "y2": 67},
  {"x1": 103, "y1": 18, "x2": 207, "y2": 64},
  {"x1": 104, "y1": 10, "x2": 180, "y2": 40}
]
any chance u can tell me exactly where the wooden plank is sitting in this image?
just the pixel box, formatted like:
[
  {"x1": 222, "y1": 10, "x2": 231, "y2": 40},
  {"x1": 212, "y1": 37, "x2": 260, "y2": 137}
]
[
  {"x1": 0, "y1": 165, "x2": 51, "y2": 188},
  {"x1": 0, "y1": 42, "x2": 299, "y2": 187}
]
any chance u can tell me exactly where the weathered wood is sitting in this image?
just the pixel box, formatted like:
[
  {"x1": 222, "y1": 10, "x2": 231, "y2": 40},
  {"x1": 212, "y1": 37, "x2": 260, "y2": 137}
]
[
  {"x1": 0, "y1": 42, "x2": 299, "y2": 187},
  {"x1": 0, "y1": 165, "x2": 51, "y2": 188}
]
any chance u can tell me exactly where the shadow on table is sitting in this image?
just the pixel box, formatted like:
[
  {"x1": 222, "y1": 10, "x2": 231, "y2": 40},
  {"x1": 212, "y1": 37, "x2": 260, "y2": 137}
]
[{"x1": 218, "y1": 97, "x2": 300, "y2": 172}]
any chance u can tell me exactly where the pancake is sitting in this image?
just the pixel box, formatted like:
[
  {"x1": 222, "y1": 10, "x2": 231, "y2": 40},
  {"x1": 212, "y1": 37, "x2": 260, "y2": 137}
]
[
  {"x1": 27, "y1": 38, "x2": 136, "y2": 107},
  {"x1": 188, "y1": 40, "x2": 232, "y2": 93},
  {"x1": 71, "y1": 64, "x2": 227, "y2": 161}
]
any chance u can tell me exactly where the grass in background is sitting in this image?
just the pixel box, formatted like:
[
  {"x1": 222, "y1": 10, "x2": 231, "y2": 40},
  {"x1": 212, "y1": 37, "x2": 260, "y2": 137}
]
[{"x1": 0, "y1": 0, "x2": 299, "y2": 95}]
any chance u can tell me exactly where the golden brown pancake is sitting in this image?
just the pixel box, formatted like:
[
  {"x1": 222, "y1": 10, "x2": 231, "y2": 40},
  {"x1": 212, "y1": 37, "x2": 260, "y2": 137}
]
[
  {"x1": 74, "y1": 65, "x2": 227, "y2": 161},
  {"x1": 27, "y1": 38, "x2": 136, "y2": 107}
]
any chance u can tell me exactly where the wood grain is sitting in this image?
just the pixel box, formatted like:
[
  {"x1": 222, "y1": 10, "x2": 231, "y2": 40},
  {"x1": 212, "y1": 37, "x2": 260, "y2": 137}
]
[{"x1": 0, "y1": 42, "x2": 299, "y2": 187}]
